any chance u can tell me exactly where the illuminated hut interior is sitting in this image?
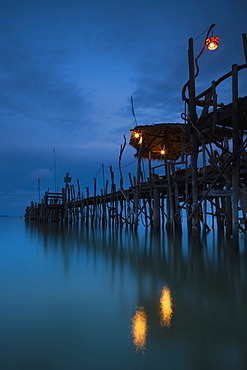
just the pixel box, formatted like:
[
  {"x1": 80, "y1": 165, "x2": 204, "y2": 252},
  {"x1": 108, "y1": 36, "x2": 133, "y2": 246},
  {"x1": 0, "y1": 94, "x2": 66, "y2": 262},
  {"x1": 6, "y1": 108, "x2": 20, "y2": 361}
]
[
  {"x1": 130, "y1": 123, "x2": 190, "y2": 161},
  {"x1": 130, "y1": 123, "x2": 233, "y2": 164}
]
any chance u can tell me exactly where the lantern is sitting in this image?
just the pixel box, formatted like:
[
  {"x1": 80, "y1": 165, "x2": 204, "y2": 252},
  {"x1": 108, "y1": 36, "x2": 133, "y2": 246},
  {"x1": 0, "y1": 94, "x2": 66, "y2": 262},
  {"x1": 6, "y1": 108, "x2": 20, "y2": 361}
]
[{"x1": 206, "y1": 36, "x2": 219, "y2": 50}]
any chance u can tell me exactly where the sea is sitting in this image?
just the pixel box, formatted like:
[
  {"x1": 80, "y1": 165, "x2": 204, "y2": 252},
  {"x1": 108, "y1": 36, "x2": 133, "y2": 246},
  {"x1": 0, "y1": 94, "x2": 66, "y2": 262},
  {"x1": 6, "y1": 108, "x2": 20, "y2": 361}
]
[{"x1": 0, "y1": 217, "x2": 247, "y2": 370}]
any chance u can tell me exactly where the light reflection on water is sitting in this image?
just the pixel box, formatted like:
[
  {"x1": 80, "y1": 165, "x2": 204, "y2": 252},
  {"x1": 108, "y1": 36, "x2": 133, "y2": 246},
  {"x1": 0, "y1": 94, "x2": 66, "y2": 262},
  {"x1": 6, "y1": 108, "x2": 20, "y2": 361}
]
[
  {"x1": 159, "y1": 286, "x2": 173, "y2": 328},
  {"x1": 131, "y1": 286, "x2": 173, "y2": 352},
  {"x1": 131, "y1": 306, "x2": 148, "y2": 353},
  {"x1": 1, "y1": 218, "x2": 247, "y2": 370}
]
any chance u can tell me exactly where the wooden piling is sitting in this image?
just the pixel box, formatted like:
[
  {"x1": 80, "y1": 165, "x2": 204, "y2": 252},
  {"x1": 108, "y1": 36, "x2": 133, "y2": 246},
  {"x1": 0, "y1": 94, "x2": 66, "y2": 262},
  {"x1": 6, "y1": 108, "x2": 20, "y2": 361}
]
[
  {"x1": 188, "y1": 37, "x2": 200, "y2": 236},
  {"x1": 172, "y1": 164, "x2": 182, "y2": 233},
  {"x1": 153, "y1": 186, "x2": 160, "y2": 231},
  {"x1": 232, "y1": 64, "x2": 240, "y2": 248}
]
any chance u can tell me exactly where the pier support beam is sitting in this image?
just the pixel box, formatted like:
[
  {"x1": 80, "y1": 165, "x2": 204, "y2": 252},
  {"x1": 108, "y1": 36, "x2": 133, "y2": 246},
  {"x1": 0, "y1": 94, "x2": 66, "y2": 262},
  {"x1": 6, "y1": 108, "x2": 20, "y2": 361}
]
[
  {"x1": 153, "y1": 186, "x2": 160, "y2": 231},
  {"x1": 232, "y1": 64, "x2": 240, "y2": 249},
  {"x1": 188, "y1": 37, "x2": 200, "y2": 236}
]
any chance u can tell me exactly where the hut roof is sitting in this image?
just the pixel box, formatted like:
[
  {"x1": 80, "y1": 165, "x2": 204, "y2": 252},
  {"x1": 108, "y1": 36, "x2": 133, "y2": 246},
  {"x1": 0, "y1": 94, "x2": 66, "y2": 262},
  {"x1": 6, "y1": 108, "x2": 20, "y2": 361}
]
[{"x1": 130, "y1": 123, "x2": 233, "y2": 161}]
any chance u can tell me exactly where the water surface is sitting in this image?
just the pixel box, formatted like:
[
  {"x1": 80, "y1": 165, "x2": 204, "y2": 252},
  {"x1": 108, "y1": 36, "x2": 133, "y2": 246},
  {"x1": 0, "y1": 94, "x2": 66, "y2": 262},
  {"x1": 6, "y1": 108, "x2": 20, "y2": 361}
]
[{"x1": 0, "y1": 218, "x2": 246, "y2": 370}]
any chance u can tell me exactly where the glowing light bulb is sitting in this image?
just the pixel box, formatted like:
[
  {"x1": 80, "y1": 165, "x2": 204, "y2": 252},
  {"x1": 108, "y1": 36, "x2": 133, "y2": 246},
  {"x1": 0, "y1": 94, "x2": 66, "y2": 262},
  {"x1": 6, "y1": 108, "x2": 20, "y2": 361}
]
[
  {"x1": 206, "y1": 36, "x2": 219, "y2": 50},
  {"x1": 160, "y1": 149, "x2": 165, "y2": 155}
]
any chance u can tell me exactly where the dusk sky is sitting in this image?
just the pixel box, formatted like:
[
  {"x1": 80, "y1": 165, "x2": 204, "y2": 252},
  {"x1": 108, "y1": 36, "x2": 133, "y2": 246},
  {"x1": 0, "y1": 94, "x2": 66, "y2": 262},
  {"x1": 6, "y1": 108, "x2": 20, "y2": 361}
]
[{"x1": 1, "y1": 0, "x2": 247, "y2": 216}]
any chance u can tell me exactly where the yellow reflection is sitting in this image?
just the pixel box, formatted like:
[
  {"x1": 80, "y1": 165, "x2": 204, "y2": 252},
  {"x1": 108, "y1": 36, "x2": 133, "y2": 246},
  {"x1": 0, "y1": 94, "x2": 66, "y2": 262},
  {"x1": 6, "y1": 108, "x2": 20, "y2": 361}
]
[
  {"x1": 131, "y1": 306, "x2": 148, "y2": 352},
  {"x1": 159, "y1": 286, "x2": 173, "y2": 328}
]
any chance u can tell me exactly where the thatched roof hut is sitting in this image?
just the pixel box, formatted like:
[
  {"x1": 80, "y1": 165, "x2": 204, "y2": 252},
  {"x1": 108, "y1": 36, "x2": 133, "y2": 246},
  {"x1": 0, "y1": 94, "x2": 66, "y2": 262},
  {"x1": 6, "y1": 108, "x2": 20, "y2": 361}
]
[{"x1": 130, "y1": 123, "x2": 233, "y2": 161}]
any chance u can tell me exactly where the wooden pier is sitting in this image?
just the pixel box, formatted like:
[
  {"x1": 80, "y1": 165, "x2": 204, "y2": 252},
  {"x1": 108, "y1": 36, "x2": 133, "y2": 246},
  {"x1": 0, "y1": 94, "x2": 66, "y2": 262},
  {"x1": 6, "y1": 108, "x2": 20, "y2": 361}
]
[{"x1": 25, "y1": 33, "x2": 247, "y2": 243}]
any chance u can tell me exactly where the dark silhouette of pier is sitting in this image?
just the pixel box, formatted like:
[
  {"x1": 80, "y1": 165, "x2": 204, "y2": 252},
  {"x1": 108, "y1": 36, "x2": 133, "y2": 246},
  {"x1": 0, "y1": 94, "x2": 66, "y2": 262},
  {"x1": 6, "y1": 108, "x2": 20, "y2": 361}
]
[{"x1": 25, "y1": 33, "x2": 247, "y2": 247}]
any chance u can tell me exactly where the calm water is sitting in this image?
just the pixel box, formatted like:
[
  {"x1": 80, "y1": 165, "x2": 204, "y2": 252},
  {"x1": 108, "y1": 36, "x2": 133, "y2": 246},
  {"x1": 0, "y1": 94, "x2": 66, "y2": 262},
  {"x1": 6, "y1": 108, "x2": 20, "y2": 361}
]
[{"x1": 0, "y1": 218, "x2": 247, "y2": 370}]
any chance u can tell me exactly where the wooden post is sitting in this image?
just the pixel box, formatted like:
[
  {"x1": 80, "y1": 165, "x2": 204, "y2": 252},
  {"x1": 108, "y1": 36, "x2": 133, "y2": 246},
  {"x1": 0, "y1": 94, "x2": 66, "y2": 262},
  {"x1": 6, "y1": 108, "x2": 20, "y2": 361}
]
[
  {"x1": 77, "y1": 179, "x2": 81, "y2": 200},
  {"x1": 134, "y1": 141, "x2": 142, "y2": 228},
  {"x1": 242, "y1": 33, "x2": 247, "y2": 64},
  {"x1": 153, "y1": 186, "x2": 160, "y2": 231},
  {"x1": 115, "y1": 190, "x2": 119, "y2": 226},
  {"x1": 80, "y1": 194, "x2": 85, "y2": 224},
  {"x1": 92, "y1": 177, "x2": 97, "y2": 225},
  {"x1": 119, "y1": 135, "x2": 126, "y2": 190},
  {"x1": 69, "y1": 186, "x2": 73, "y2": 223},
  {"x1": 148, "y1": 183, "x2": 153, "y2": 228},
  {"x1": 136, "y1": 141, "x2": 142, "y2": 186},
  {"x1": 105, "y1": 180, "x2": 109, "y2": 225},
  {"x1": 128, "y1": 173, "x2": 133, "y2": 187},
  {"x1": 232, "y1": 64, "x2": 240, "y2": 248},
  {"x1": 212, "y1": 80, "x2": 217, "y2": 134},
  {"x1": 161, "y1": 196, "x2": 165, "y2": 229},
  {"x1": 224, "y1": 137, "x2": 232, "y2": 237},
  {"x1": 202, "y1": 141, "x2": 207, "y2": 234},
  {"x1": 71, "y1": 185, "x2": 75, "y2": 223},
  {"x1": 148, "y1": 151, "x2": 152, "y2": 179},
  {"x1": 86, "y1": 187, "x2": 90, "y2": 226},
  {"x1": 166, "y1": 163, "x2": 174, "y2": 232},
  {"x1": 101, "y1": 189, "x2": 105, "y2": 225},
  {"x1": 110, "y1": 166, "x2": 116, "y2": 227},
  {"x1": 61, "y1": 188, "x2": 65, "y2": 223},
  {"x1": 215, "y1": 197, "x2": 222, "y2": 232},
  {"x1": 188, "y1": 37, "x2": 200, "y2": 236},
  {"x1": 172, "y1": 164, "x2": 182, "y2": 233},
  {"x1": 185, "y1": 154, "x2": 191, "y2": 230},
  {"x1": 126, "y1": 190, "x2": 130, "y2": 228}
]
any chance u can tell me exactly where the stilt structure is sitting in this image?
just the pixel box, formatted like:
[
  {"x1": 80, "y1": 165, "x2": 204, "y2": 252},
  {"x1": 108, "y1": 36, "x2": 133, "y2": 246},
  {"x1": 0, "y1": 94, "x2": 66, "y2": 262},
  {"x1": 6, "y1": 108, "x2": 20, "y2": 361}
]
[{"x1": 25, "y1": 33, "x2": 247, "y2": 243}]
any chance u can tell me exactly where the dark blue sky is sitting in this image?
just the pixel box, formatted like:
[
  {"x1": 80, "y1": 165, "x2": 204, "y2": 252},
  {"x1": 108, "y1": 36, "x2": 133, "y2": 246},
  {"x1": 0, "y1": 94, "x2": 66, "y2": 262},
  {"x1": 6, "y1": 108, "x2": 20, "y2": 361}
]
[{"x1": 1, "y1": 0, "x2": 247, "y2": 215}]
